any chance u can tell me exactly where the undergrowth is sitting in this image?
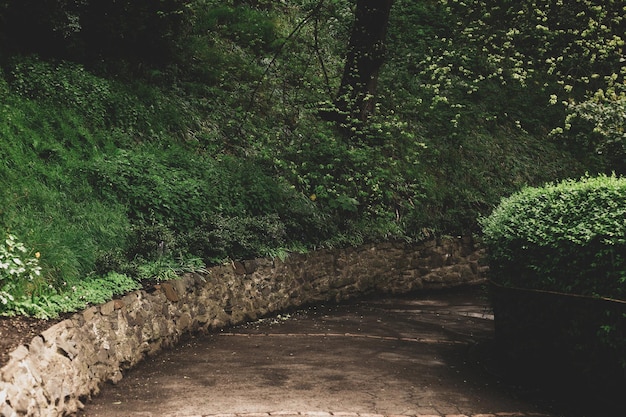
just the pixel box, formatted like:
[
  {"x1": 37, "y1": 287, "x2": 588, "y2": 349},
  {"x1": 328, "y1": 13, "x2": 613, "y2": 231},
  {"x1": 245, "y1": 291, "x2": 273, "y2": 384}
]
[{"x1": 0, "y1": 0, "x2": 608, "y2": 318}]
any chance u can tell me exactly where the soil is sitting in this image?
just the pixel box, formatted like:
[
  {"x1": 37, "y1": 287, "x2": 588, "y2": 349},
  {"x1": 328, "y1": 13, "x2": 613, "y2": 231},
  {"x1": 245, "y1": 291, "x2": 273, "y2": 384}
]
[{"x1": 0, "y1": 315, "x2": 60, "y2": 367}]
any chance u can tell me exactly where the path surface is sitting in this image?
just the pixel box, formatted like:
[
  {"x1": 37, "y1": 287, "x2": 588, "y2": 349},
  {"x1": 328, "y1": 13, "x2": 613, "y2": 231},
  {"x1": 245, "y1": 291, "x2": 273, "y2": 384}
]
[{"x1": 77, "y1": 288, "x2": 570, "y2": 417}]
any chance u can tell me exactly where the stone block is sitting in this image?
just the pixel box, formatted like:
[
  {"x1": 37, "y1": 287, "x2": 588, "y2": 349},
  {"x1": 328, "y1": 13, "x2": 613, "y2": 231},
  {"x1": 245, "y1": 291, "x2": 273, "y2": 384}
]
[
  {"x1": 128, "y1": 310, "x2": 145, "y2": 327},
  {"x1": 442, "y1": 271, "x2": 462, "y2": 284},
  {"x1": 232, "y1": 261, "x2": 247, "y2": 275},
  {"x1": 11, "y1": 391, "x2": 31, "y2": 414},
  {"x1": 0, "y1": 397, "x2": 16, "y2": 417},
  {"x1": 42, "y1": 373, "x2": 66, "y2": 404},
  {"x1": 96, "y1": 346, "x2": 110, "y2": 363},
  {"x1": 193, "y1": 272, "x2": 208, "y2": 284},
  {"x1": 41, "y1": 322, "x2": 70, "y2": 347},
  {"x1": 171, "y1": 278, "x2": 189, "y2": 297},
  {"x1": 82, "y1": 306, "x2": 98, "y2": 322},
  {"x1": 56, "y1": 339, "x2": 79, "y2": 360},
  {"x1": 109, "y1": 369, "x2": 123, "y2": 384},
  {"x1": 8, "y1": 345, "x2": 29, "y2": 362},
  {"x1": 429, "y1": 253, "x2": 447, "y2": 268},
  {"x1": 100, "y1": 300, "x2": 117, "y2": 316},
  {"x1": 243, "y1": 259, "x2": 258, "y2": 274},
  {"x1": 419, "y1": 238, "x2": 435, "y2": 248},
  {"x1": 159, "y1": 282, "x2": 180, "y2": 303},
  {"x1": 26, "y1": 336, "x2": 48, "y2": 360},
  {"x1": 122, "y1": 292, "x2": 141, "y2": 305},
  {"x1": 177, "y1": 313, "x2": 192, "y2": 332}
]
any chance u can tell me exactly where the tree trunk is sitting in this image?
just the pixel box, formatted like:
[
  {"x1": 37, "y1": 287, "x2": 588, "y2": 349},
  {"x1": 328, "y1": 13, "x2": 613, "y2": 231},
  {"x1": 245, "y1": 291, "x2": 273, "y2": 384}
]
[{"x1": 331, "y1": 0, "x2": 394, "y2": 123}]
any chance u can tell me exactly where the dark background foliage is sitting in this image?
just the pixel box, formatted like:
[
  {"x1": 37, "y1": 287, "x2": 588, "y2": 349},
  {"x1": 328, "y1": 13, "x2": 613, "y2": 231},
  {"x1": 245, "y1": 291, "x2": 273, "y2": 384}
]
[{"x1": 0, "y1": 0, "x2": 191, "y2": 69}]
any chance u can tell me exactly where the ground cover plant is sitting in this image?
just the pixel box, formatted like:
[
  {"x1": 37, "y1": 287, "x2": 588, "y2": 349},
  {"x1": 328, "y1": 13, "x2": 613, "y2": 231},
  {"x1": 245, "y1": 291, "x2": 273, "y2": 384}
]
[{"x1": 0, "y1": 0, "x2": 622, "y2": 319}]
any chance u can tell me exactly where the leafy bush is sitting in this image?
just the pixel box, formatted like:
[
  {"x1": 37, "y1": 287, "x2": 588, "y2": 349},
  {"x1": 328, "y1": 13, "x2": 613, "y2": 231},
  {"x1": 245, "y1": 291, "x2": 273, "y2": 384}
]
[
  {"x1": 0, "y1": 234, "x2": 42, "y2": 309},
  {"x1": 88, "y1": 146, "x2": 329, "y2": 264},
  {"x1": 90, "y1": 148, "x2": 288, "y2": 225},
  {"x1": 563, "y1": 80, "x2": 626, "y2": 174},
  {"x1": 9, "y1": 57, "x2": 114, "y2": 127},
  {"x1": 3, "y1": 272, "x2": 141, "y2": 319},
  {"x1": 270, "y1": 118, "x2": 428, "y2": 236},
  {"x1": 481, "y1": 174, "x2": 626, "y2": 298},
  {"x1": 196, "y1": 4, "x2": 280, "y2": 53},
  {"x1": 7, "y1": 57, "x2": 191, "y2": 138}
]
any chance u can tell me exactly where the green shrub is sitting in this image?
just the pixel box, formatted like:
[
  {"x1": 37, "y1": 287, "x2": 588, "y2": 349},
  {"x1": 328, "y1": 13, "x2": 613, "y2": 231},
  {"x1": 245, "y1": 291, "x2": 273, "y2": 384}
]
[
  {"x1": 481, "y1": 174, "x2": 626, "y2": 298},
  {"x1": 3, "y1": 272, "x2": 141, "y2": 319},
  {"x1": 273, "y1": 122, "x2": 427, "y2": 232},
  {"x1": 196, "y1": 4, "x2": 279, "y2": 53},
  {"x1": 9, "y1": 57, "x2": 114, "y2": 128},
  {"x1": 0, "y1": 233, "x2": 42, "y2": 310},
  {"x1": 88, "y1": 146, "x2": 330, "y2": 264},
  {"x1": 89, "y1": 148, "x2": 298, "y2": 227},
  {"x1": 0, "y1": 70, "x2": 8, "y2": 95}
]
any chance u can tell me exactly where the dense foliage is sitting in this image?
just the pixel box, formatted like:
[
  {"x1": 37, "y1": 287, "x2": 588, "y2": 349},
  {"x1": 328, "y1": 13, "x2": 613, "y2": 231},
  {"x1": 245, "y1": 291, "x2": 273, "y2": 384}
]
[
  {"x1": 481, "y1": 175, "x2": 626, "y2": 298},
  {"x1": 0, "y1": 0, "x2": 622, "y2": 317},
  {"x1": 439, "y1": 0, "x2": 626, "y2": 173}
]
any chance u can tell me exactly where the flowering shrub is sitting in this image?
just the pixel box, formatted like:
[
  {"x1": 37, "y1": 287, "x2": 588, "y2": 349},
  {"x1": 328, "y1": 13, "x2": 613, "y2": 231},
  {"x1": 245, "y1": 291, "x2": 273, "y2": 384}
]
[
  {"x1": 565, "y1": 80, "x2": 626, "y2": 173},
  {"x1": 0, "y1": 234, "x2": 42, "y2": 309}
]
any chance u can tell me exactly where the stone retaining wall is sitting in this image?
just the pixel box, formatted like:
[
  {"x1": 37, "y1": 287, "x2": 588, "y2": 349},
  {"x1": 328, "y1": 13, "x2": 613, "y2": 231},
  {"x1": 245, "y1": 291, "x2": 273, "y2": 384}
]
[{"x1": 0, "y1": 237, "x2": 486, "y2": 417}]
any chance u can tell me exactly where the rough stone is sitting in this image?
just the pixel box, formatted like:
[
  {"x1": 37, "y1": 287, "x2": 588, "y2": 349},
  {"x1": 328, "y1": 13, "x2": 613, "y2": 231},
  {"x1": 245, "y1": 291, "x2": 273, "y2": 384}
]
[
  {"x1": 80, "y1": 307, "x2": 97, "y2": 323},
  {"x1": 159, "y1": 282, "x2": 180, "y2": 303},
  {"x1": 0, "y1": 400, "x2": 16, "y2": 417},
  {"x1": 40, "y1": 321, "x2": 68, "y2": 345},
  {"x1": 177, "y1": 313, "x2": 192, "y2": 332},
  {"x1": 56, "y1": 339, "x2": 79, "y2": 360},
  {"x1": 0, "y1": 239, "x2": 485, "y2": 417},
  {"x1": 244, "y1": 259, "x2": 258, "y2": 274},
  {"x1": 8, "y1": 345, "x2": 28, "y2": 362},
  {"x1": 27, "y1": 335, "x2": 46, "y2": 358},
  {"x1": 232, "y1": 261, "x2": 247, "y2": 275},
  {"x1": 100, "y1": 300, "x2": 117, "y2": 316}
]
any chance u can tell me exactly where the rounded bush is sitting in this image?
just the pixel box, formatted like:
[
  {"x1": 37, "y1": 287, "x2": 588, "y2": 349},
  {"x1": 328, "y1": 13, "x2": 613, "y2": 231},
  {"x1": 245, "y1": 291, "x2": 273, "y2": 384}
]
[{"x1": 481, "y1": 174, "x2": 626, "y2": 299}]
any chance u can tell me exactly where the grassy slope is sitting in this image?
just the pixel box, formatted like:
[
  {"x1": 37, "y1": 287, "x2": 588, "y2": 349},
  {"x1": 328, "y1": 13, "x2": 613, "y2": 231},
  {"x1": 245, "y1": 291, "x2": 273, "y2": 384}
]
[{"x1": 0, "y1": 0, "x2": 591, "y2": 317}]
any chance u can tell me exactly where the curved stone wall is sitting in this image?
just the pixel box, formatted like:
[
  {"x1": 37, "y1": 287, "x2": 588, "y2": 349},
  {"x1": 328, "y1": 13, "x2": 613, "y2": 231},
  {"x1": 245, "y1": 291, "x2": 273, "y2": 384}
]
[{"x1": 0, "y1": 238, "x2": 486, "y2": 417}]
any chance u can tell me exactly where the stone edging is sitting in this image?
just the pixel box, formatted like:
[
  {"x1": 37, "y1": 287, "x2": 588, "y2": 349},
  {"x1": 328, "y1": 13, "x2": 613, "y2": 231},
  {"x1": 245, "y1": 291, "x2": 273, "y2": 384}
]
[
  {"x1": 0, "y1": 238, "x2": 486, "y2": 417},
  {"x1": 182, "y1": 411, "x2": 551, "y2": 417}
]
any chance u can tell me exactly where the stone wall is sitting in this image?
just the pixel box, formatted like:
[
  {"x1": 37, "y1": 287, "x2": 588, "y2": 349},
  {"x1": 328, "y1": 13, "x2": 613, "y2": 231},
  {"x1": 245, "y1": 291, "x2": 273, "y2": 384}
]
[{"x1": 0, "y1": 237, "x2": 486, "y2": 417}]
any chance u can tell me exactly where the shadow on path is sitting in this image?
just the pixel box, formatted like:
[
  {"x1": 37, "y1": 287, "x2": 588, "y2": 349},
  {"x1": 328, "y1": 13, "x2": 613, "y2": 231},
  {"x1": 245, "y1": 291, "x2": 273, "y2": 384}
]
[{"x1": 76, "y1": 287, "x2": 596, "y2": 417}]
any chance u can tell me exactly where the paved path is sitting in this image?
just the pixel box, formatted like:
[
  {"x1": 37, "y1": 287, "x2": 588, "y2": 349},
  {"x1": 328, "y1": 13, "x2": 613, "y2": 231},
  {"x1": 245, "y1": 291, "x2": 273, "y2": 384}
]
[{"x1": 77, "y1": 288, "x2": 568, "y2": 417}]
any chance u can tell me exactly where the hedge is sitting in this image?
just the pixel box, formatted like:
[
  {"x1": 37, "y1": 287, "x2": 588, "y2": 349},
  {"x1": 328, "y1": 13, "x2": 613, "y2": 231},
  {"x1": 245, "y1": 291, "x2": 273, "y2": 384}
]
[{"x1": 480, "y1": 174, "x2": 626, "y2": 299}]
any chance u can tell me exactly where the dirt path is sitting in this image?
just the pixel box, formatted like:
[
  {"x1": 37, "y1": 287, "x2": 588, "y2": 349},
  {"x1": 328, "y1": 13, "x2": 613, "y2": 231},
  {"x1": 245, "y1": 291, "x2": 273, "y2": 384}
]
[{"x1": 76, "y1": 289, "x2": 572, "y2": 417}]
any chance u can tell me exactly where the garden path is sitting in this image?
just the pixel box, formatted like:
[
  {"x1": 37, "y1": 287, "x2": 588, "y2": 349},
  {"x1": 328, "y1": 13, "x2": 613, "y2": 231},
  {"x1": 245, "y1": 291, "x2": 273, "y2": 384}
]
[{"x1": 76, "y1": 288, "x2": 581, "y2": 417}]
